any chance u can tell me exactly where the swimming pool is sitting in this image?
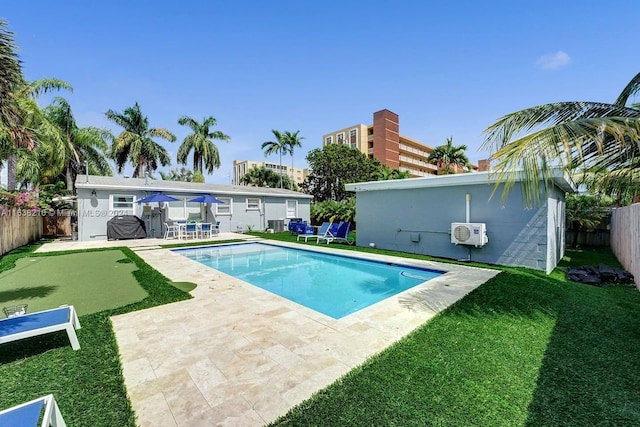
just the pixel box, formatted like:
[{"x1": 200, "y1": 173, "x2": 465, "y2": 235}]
[{"x1": 174, "y1": 242, "x2": 444, "y2": 319}]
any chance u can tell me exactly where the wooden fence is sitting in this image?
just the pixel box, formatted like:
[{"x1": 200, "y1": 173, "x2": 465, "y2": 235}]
[
  {"x1": 610, "y1": 204, "x2": 640, "y2": 290},
  {"x1": 0, "y1": 208, "x2": 43, "y2": 256},
  {"x1": 565, "y1": 230, "x2": 610, "y2": 247}
]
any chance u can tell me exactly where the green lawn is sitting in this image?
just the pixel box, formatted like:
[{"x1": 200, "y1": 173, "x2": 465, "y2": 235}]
[
  {"x1": 1, "y1": 236, "x2": 639, "y2": 426},
  {"x1": 252, "y1": 233, "x2": 640, "y2": 426},
  {"x1": 0, "y1": 250, "x2": 147, "y2": 315}
]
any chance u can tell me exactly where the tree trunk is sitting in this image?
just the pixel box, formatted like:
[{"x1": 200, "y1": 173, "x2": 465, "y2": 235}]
[
  {"x1": 66, "y1": 164, "x2": 74, "y2": 191},
  {"x1": 279, "y1": 151, "x2": 283, "y2": 188},
  {"x1": 7, "y1": 152, "x2": 17, "y2": 190}
]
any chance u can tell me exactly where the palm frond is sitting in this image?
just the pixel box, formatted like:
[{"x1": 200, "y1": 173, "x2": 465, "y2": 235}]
[{"x1": 615, "y1": 72, "x2": 640, "y2": 106}]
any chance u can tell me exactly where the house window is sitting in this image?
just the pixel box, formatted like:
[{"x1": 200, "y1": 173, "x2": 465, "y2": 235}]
[
  {"x1": 246, "y1": 198, "x2": 261, "y2": 210},
  {"x1": 110, "y1": 194, "x2": 135, "y2": 216},
  {"x1": 216, "y1": 197, "x2": 232, "y2": 215},
  {"x1": 286, "y1": 200, "x2": 297, "y2": 218},
  {"x1": 165, "y1": 198, "x2": 200, "y2": 220},
  {"x1": 337, "y1": 132, "x2": 345, "y2": 144},
  {"x1": 325, "y1": 136, "x2": 333, "y2": 145}
]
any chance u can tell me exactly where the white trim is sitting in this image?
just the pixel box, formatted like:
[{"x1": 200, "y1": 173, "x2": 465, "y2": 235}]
[
  {"x1": 109, "y1": 194, "x2": 136, "y2": 216},
  {"x1": 345, "y1": 170, "x2": 576, "y2": 193},
  {"x1": 216, "y1": 197, "x2": 233, "y2": 215},
  {"x1": 337, "y1": 132, "x2": 345, "y2": 144},
  {"x1": 325, "y1": 135, "x2": 333, "y2": 145},
  {"x1": 246, "y1": 197, "x2": 261, "y2": 211},
  {"x1": 286, "y1": 200, "x2": 298, "y2": 218}
]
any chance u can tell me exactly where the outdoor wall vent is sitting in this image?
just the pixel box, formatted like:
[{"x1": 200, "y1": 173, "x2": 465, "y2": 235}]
[{"x1": 451, "y1": 223, "x2": 488, "y2": 247}]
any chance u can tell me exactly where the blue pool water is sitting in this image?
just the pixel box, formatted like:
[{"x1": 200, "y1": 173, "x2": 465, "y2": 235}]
[{"x1": 174, "y1": 243, "x2": 443, "y2": 319}]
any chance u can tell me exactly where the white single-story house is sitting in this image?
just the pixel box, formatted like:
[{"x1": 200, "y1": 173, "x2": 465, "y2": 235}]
[
  {"x1": 75, "y1": 175, "x2": 312, "y2": 241},
  {"x1": 345, "y1": 170, "x2": 576, "y2": 273}
]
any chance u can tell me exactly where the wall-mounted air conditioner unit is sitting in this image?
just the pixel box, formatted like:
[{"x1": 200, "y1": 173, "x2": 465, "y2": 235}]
[{"x1": 451, "y1": 222, "x2": 488, "y2": 247}]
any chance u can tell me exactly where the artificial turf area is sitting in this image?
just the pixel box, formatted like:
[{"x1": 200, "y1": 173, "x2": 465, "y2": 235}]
[
  {"x1": 0, "y1": 243, "x2": 192, "y2": 426},
  {"x1": 0, "y1": 250, "x2": 147, "y2": 315}
]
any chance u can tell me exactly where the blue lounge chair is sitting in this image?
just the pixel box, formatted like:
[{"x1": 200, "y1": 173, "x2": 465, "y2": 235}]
[
  {"x1": 318, "y1": 221, "x2": 354, "y2": 245},
  {"x1": 297, "y1": 222, "x2": 332, "y2": 242},
  {"x1": 0, "y1": 305, "x2": 81, "y2": 350},
  {"x1": 0, "y1": 394, "x2": 67, "y2": 427}
]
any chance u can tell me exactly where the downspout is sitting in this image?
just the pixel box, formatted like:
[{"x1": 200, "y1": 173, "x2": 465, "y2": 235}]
[
  {"x1": 466, "y1": 193, "x2": 471, "y2": 223},
  {"x1": 463, "y1": 194, "x2": 472, "y2": 262}
]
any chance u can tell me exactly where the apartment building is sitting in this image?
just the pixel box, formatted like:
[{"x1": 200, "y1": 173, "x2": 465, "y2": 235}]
[
  {"x1": 322, "y1": 109, "x2": 473, "y2": 177},
  {"x1": 233, "y1": 160, "x2": 308, "y2": 186}
]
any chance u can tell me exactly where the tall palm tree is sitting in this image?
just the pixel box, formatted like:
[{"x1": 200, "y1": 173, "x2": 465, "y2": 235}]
[
  {"x1": 261, "y1": 129, "x2": 291, "y2": 188},
  {"x1": 5, "y1": 78, "x2": 72, "y2": 189},
  {"x1": 426, "y1": 137, "x2": 471, "y2": 174},
  {"x1": 0, "y1": 19, "x2": 23, "y2": 142},
  {"x1": 44, "y1": 97, "x2": 112, "y2": 190},
  {"x1": 282, "y1": 130, "x2": 304, "y2": 190},
  {"x1": 482, "y1": 72, "x2": 640, "y2": 206},
  {"x1": 106, "y1": 102, "x2": 176, "y2": 178},
  {"x1": 177, "y1": 115, "x2": 230, "y2": 175}
]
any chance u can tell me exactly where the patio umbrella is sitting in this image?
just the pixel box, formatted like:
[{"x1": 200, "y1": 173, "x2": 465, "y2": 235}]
[
  {"x1": 188, "y1": 194, "x2": 224, "y2": 204},
  {"x1": 188, "y1": 194, "x2": 224, "y2": 223},
  {"x1": 136, "y1": 193, "x2": 179, "y2": 204}
]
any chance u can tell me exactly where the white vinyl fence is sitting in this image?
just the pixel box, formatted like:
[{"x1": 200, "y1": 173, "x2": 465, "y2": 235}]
[{"x1": 610, "y1": 203, "x2": 640, "y2": 290}]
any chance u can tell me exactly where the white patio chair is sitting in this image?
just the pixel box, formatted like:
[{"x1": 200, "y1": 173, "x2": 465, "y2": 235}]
[
  {"x1": 163, "y1": 222, "x2": 179, "y2": 239},
  {"x1": 0, "y1": 305, "x2": 81, "y2": 350},
  {"x1": 0, "y1": 394, "x2": 67, "y2": 427},
  {"x1": 199, "y1": 223, "x2": 214, "y2": 239}
]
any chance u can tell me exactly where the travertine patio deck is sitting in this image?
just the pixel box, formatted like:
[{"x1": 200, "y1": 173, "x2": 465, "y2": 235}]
[{"x1": 38, "y1": 237, "x2": 498, "y2": 426}]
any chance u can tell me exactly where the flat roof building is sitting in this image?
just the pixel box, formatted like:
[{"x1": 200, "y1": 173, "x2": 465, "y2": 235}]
[
  {"x1": 322, "y1": 109, "x2": 475, "y2": 177},
  {"x1": 233, "y1": 160, "x2": 308, "y2": 186}
]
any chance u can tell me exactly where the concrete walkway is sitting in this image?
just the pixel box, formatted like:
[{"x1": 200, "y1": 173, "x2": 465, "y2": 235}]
[{"x1": 38, "y1": 237, "x2": 499, "y2": 426}]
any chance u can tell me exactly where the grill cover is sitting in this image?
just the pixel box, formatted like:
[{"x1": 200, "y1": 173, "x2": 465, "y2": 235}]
[{"x1": 106, "y1": 215, "x2": 147, "y2": 240}]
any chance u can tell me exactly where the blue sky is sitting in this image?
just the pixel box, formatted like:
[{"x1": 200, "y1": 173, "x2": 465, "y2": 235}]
[{"x1": 2, "y1": 0, "x2": 639, "y2": 184}]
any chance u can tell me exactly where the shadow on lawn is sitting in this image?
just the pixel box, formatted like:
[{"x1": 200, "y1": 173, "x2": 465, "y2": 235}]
[
  {"x1": 453, "y1": 271, "x2": 640, "y2": 425},
  {"x1": 0, "y1": 331, "x2": 73, "y2": 363},
  {"x1": 0, "y1": 285, "x2": 57, "y2": 303}
]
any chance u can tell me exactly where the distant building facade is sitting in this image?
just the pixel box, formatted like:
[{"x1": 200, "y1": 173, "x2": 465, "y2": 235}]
[
  {"x1": 322, "y1": 109, "x2": 475, "y2": 177},
  {"x1": 233, "y1": 160, "x2": 308, "y2": 186}
]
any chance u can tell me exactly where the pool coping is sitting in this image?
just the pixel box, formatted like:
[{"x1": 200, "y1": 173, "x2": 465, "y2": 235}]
[{"x1": 110, "y1": 239, "x2": 499, "y2": 425}]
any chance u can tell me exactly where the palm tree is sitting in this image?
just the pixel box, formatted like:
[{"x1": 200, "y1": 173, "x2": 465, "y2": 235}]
[
  {"x1": 261, "y1": 130, "x2": 291, "y2": 188},
  {"x1": 482, "y1": 72, "x2": 640, "y2": 206},
  {"x1": 426, "y1": 137, "x2": 471, "y2": 174},
  {"x1": 5, "y1": 78, "x2": 72, "y2": 189},
  {"x1": 240, "y1": 165, "x2": 295, "y2": 189},
  {"x1": 176, "y1": 116, "x2": 230, "y2": 175},
  {"x1": 106, "y1": 102, "x2": 176, "y2": 178},
  {"x1": 282, "y1": 130, "x2": 304, "y2": 190},
  {"x1": 44, "y1": 97, "x2": 112, "y2": 190},
  {"x1": 159, "y1": 167, "x2": 194, "y2": 182},
  {"x1": 375, "y1": 166, "x2": 412, "y2": 180},
  {"x1": 0, "y1": 19, "x2": 23, "y2": 148}
]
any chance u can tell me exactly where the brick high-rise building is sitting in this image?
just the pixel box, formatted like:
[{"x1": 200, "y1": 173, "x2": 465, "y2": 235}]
[{"x1": 322, "y1": 109, "x2": 475, "y2": 177}]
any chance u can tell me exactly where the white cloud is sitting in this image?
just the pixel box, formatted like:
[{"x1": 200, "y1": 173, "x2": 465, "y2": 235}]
[{"x1": 535, "y1": 51, "x2": 571, "y2": 70}]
